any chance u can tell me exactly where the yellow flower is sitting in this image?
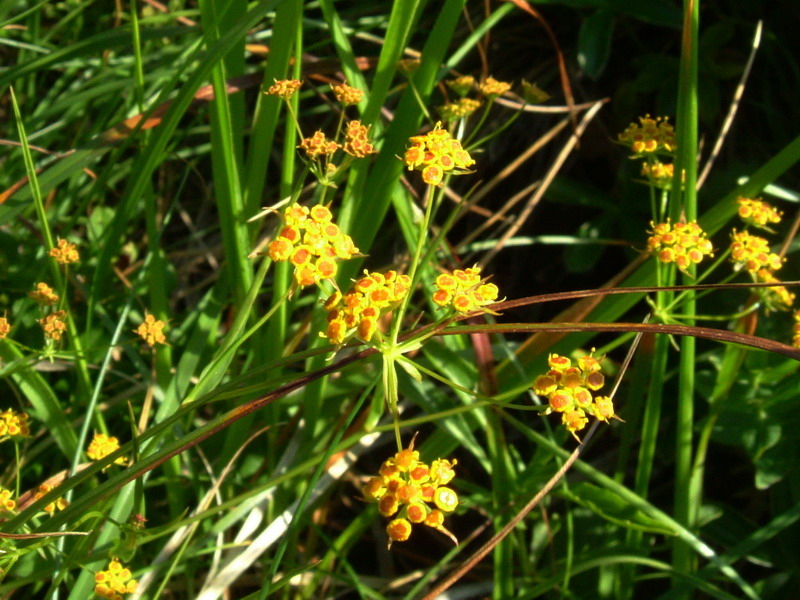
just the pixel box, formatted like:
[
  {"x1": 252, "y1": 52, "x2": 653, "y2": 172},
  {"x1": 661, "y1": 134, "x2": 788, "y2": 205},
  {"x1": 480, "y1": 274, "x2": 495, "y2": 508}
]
[
  {"x1": 94, "y1": 558, "x2": 138, "y2": 599},
  {"x1": 0, "y1": 408, "x2": 31, "y2": 438},
  {"x1": 363, "y1": 436, "x2": 459, "y2": 547},
  {"x1": 756, "y1": 269, "x2": 795, "y2": 312},
  {"x1": 0, "y1": 487, "x2": 16, "y2": 513},
  {"x1": 432, "y1": 266, "x2": 499, "y2": 314},
  {"x1": 618, "y1": 115, "x2": 676, "y2": 154},
  {"x1": 33, "y1": 483, "x2": 68, "y2": 514},
  {"x1": 322, "y1": 269, "x2": 411, "y2": 345},
  {"x1": 386, "y1": 518, "x2": 412, "y2": 546},
  {"x1": 29, "y1": 282, "x2": 60, "y2": 306},
  {"x1": 737, "y1": 197, "x2": 782, "y2": 230},
  {"x1": 640, "y1": 161, "x2": 678, "y2": 190},
  {"x1": 433, "y1": 486, "x2": 459, "y2": 512},
  {"x1": 136, "y1": 313, "x2": 167, "y2": 347},
  {"x1": 647, "y1": 219, "x2": 713, "y2": 274},
  {"x1": 267, "y1": 203, "x2": 359, "y2": 289},
  {"x1": 298, "y1": 130, "x2": 340, "y2": 159},
  {"x1": 265, "y1": 78, "x2": 302, "y2": 100},
  {"x1": 793, "y1": 311, "x2": 800, "y2": 348},
  {"x1": 40, "y1": 310, "x2": 68, "y2": 341},
  {"x1": 479, "y1": 76, "x2": 511, "y2": 98},
  {"x1": 342, "y1": 120, "x2": 376, "y2": 158},
  {"x1": 331, "y1": 81, "x2": 363, "y2": 106},
  {"x1": 533, "y1": 350, "x2": 619, "y2": 441},
  {"x1": 87, "y1": 433, "x2": 128, "y2": 468},
  {"x1": 49, "y1": 238, "x2": 79, "y2": 264},
  {"x1": 438, "y1": 98, "x2": 482, "y2": 121},
  {"x1": 445, "y1": 75, "x2": 475, "y2": 96},
  {"x1": 0, "y1": 316, "x2": 11, "y2": 339},
  {"x1": 403, "y1": 122, "x2": 475, "y2": 186},
  {"x1": 730, "y1": 230, "x2": 783, "y2": 273}
]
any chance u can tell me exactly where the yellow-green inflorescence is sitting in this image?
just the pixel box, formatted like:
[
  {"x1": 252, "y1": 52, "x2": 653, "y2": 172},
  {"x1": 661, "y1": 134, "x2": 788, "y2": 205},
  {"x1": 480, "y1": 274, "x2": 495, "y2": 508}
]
[
  {"x1": 87, "y1": 433, "x2": 128, "y2": 469},
  {"x1": 647, "y1": 219, "x2": 713, "y2": 274},
  {"x1": 363, "y1": 436, "x2": 459, "y2": 548},
  {"x1": 640, "y1": 160, "x2": 676, "y2": 190},
  {"x1": 438, "y1": 98, "x2": 482, "y2": 121},
  {"x1": 268, "y1": 203, "x2": 359, "y2": 288},
  {"x1": 755, "y1": 268, "x2": 795, "y2": 312},
  {"x1": 49, "y1": 238, "x2": 80, "y2": 265},
  {"x1": 618, "y1": 115, "x2": 676, "y2": 155},
  {"x1": 729, "y1": 230, "x2": 783, "y2": 274},
  {"x1": 0, "y1": 316, "x2": 10, "y2": 339},
  {"x1": 432, "y1": 266, "x2": 500, "y2": 314},
  {"x1": 94, "y1": 558, "x2": 138, "y2": 599},
  {"x1": 733, "y1": 195, "x2": 794, "y2": 312},
  {"x1": 737, "y1": 196, "x2": 782, "y2": 230},
  {"x1": 533, "y1": 351, "x2": 620, "y2": 441},
  {"x1": 403, "y1": 122, "x2": 475, "y2": 186},
  {"x1": 0, "y1": 407, "x2": 32, "y2": 438},
  {"x1": 33, "y1": 483, "x2": 68, "y2": 514},
  {"x1": 29, "y1": 282, "x2": 59, "y2": 306},
  {"x1": 0, "y1": 486, "x2": 16, "y2": 513},
  {"x1": 321, "y1": 270, "x2": 411, "y2": 345},
  {"x1": 136, "y1": 313, "x2": 167, "y2": 347}
]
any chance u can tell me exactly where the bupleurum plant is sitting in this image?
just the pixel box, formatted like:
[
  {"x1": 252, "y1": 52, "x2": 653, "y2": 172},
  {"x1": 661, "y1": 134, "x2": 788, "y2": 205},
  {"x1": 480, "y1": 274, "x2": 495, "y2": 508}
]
[{"x1": 2, "y1": 5, "x2": 800, "y2": 600}]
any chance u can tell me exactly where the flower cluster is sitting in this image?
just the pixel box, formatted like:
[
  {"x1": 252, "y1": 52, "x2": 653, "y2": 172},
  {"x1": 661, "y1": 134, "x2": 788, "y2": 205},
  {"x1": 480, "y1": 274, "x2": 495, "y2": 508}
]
[
  {"x1": 95, "y1": 559, "x2": 138, "y2": 600},
  {"x1": 647, "y1": 220, "x2": 713, "y2": 273},
  {"x1": 737, "y1": 196, "x2": 782, "y2": 230},
  {"x1": 331, "y1": 81, "x2": 363, "y2": 106},
  {"x1": 299, "y1": 130, "x2": 339, "y2": 159},
  {"x1": 322, "y1": 270, "x2": 411, "y2": 344},
  {"x1": 439, "y1": 98, "x2": 482, "y2": 121},
  {"x1": 40, "y1": 310, "x2": 67, "y2": 341},
  {"x1": 363, "y1": 437, "x2": 459, "y2": 547},
  {"x1": 641, "y1": 160, "x2": 675, "y2": 189},
  {"x1": 403, "y1": 122, "x2": 475, "y2": 186},
  {"x1": 793, "y1": 311, "x2": 800, "y2": 348},
  {"x1": 267, "y1": 203, "x2": 359, "y2": 288},
  {"x1": 446, "y1": 75, "x2": 475, "y2": 96},
  {"x1": 0, "y1": 316, "x2": 10, "y2": 339},
  {"x1": 730, "y1": 196, "x2": 793, "y2": 313},
  {"x1": 730, "y1": 230, "x2": 783, "y2": 273},
  {"x1": 50, "y1": 238, "x2": 80, "y2": 265},
  {"x1": 756, "y1": 269, "x2": 795, "y2": 312},
  {"x1": 0, "y1": 408, "x2": 31, "y2": 438},
  {"x1": 33, "y1": 483, "x2": 68, "y2": 513},
  {"x1": 342, "y1": 120, "x2": 375, "y2": 158},
  {"x1": 432, "y1": 266, "x2": 499, "y2": 314},
  {"x1": 87, "y1": 433, "x2": 128, "y2": 467},
  {"x1": 136, "y1": 313, "x2": 167, "y2": 347},
  {"x1": 30, "y1": 282, "x2": 59, "y2": 306},
  {"x1": 265, "y1": 78, "x2": 302, "y2": 100},
  {"x1": 0, "y1": 487, "x2": 15, "y2": 513},
  {"x1": 479, "y1": 76, "x2": 511, "y2": 98},
  {"x1": 618, "y1": 115, "x2": 676, "y2": 155},
  {"x1": 533, "y1": 352, "x2": 618, "y2": 441}
]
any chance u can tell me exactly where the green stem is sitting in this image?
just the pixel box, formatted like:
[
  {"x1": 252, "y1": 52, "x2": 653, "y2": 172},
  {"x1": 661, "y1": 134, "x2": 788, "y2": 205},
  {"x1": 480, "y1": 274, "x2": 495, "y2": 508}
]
[
  {"x1": 672, "y1": 0, "x2": 700, "y2": 585},
  {"x1": 129, "y1": 0, "x2": 145, "y2": 113},
  {"x1": 465, "y1": 102, "x2": 524, "y2": 150},
  {"x1": 390, "y1": 184, "x2": 437, "y2": 345},
  {"x1": 464, "y1": 99, "x2": 494, "y2": 147},
  {"x1": 9, "y1": 87, "x2": 92, "y2": 402}
]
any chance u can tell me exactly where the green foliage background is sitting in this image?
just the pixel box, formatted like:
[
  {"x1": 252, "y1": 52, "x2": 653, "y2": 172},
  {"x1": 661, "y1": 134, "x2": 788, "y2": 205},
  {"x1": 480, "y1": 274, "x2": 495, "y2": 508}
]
[{"x1": 1, "y1": 1, "x2": 799, "y2": 598}]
